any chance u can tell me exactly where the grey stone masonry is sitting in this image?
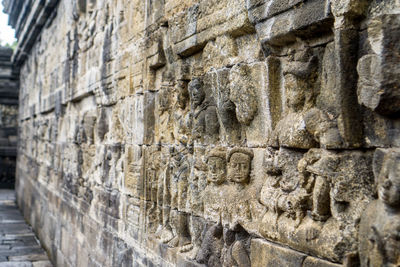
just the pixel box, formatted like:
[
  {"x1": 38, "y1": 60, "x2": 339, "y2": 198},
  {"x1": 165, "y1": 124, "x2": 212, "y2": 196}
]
[{"x1": 4, "y1": 0, "x2": 400, "y2": 266}]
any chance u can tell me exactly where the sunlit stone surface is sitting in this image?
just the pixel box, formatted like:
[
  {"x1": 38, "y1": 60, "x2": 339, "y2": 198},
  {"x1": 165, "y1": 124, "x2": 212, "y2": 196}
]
[{"x1": 3, "y1": 0, "x2": 400, "y2": 265}]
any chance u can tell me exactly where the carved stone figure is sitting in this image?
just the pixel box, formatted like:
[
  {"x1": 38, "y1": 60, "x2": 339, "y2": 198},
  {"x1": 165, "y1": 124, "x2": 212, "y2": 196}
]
[
  {"x1": 222, "y1": 225, "x2": 251, "y2": 267},
  {"x1": 188, "y1": 77, "x2": 219, "y2": 144},
  {"x1": 156, "y1": 82, "x2": 173, "y2": 144},
  {"x1": 83, "y1": 112, "x2": 96, "y2": 144},
  {"x1": 227, "y1": 148, "x2": 254, "y2": 185},
  {"x1": 259, "y1": 148, "x2": 283, "y2": 238},
  {"x1": 270, "y1": 51, "x2": 318, "y2": 149},
  {"x1": 298, "y1": 149, "x2": 340, "y2": 222},
  {"x1": 269, "y1": 49, "x2": 343, "y2": 150},
  {"x1": 224, "y1": 148, "x2": 258, "y2": 230},
  {"x1": 181, "y1": 147, "x2": 207, "y2": 256},
  {"x1": 101, "y1": 144, "x2": 122, "y2": 189},
  {"x1": 357, "y1": 14, "x2": 400, "y2": 116},
  {"x1": 165, "y1": 146, "x2": 192, "y2": 251},
  {"x1": 146, "y1": 149, "x2": 163, "y2": 233},
  {"x1": 205, "y1": 69, "x2": 242, "y2": 145},
  {"x1": 155, "y1": 150, "x2": 174, "y2": 244},
  {"x1": 260, "y1": 148, "x2": 310, "y2": 238},
  {"x1": 173, "y1": 81, "x2": 191, "y2": 146},
  {"x1": 202, "y1": 147, "x2": 229, "y2": 224},
  {"x1": 359, "y1": 149, "x2": 400, "y2": 267}
]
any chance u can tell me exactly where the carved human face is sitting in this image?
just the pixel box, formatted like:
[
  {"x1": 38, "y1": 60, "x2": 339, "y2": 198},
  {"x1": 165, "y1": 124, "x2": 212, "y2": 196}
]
[
  {"x1": 207, "y1": 156, "x2": 226, "y2": 185},
  {"x1": 378, "y1": 160, "x2": 400, "y2": 207},
  {"x1": 188, "y1": 79, "x2": 205, "y2": 107},
  {"x1": 228, "y1": 153, "x2": 251, "y2": 184}
]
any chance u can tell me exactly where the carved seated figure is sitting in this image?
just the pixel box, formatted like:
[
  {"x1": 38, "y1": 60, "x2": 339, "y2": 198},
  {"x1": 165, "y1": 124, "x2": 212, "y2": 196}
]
[
  {"x1": 298, "y1": 149, "x2": 339, "y2": 222},
  {"x1": 270, "y1": 50, "x2": 342, "y2": 149},
  {"x1": 359, "y1": 149, "x2": 400, "y2": 267},
  {"x1": 270, "y1": 54, "x2": 318, "y2": 149},
  {"x1": 196, "y1": 223, "x2": 251, "y2": 267},
  {"x1": 260, "y1": 148, "x2": 309, "y2": 239}
]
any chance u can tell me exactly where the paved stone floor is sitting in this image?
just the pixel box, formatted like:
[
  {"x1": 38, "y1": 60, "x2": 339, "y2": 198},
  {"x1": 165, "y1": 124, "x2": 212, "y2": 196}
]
[{"x1": 0, "y1": 190, "x2": 52, "y2": 267}]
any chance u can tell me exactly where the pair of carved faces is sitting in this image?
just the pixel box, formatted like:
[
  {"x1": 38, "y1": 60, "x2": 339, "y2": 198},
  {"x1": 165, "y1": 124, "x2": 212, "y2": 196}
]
[
  {"x1": 188, "y1": 78, "x2": 205, "y2": 107},
  {"x1": 227, "y1": 149, "x2": 253, "y2": 184},
  {"x1": 206, "y1": 148, "x2": 253, "y2": 185}
]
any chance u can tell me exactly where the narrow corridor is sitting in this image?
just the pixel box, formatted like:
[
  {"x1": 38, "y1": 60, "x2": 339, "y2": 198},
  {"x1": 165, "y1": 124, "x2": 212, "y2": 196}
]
[{"x1": 0, "y1": 190, "x2": 52, "y2": 267}]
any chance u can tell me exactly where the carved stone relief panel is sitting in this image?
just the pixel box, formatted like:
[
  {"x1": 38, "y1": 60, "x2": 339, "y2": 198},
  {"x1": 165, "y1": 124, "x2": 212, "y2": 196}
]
[{"x1": 9, "y1": 0, "x2": 400, "y2": 266}]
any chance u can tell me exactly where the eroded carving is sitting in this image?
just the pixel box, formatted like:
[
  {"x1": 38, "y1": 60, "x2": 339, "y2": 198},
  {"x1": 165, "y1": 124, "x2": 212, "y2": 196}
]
[
  {"x1": 359, "y1": 149, "x2": 400, "y2": 267},
  {"x1": 173, "y1": 81, "x2": 191, "y2": 146},
  {"x1": 189, "y1": 77, "x2": 219, "y2": 144},
  {"x1": 229, "y1": 64, "x2": 258, "y2": 126},
  {"x1": 260, "y1": 148, "x2": 308, "y2": 238},
  {"x1": 197, "y1": 223, "x2": 251, "y2": 267},
  {"x1": 270, "y1": 51, "x2": 318, "y2": 149}
]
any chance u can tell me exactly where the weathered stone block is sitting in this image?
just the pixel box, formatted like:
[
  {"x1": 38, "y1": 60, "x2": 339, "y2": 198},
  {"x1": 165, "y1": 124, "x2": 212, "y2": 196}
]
[
  {"x1": 247, "y1": 0, "x2": 304, "y2": 24},
  {"x1": 357, "y1": 14, "x2": 400, "y2": 116},
  {"x1": 254, "y1": 0, "x2": 332, "y2": 46},
  {"x1": 250, "y1": 238, "x2": 306, "y2": 267}
]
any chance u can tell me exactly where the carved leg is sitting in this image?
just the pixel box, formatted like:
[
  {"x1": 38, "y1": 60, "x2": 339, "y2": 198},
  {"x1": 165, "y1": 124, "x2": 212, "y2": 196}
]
[
  {"x1": 169, "y1": 211, "x2": 191, "y2": 249},
  {"x1": 311, "y1": 176, "x2": 331, "y2": 221},
  {"x1": 231, "y1": 240, "x2": 251, "y2": 267},
  {"x1": 159, "y1": 206, "x2": 174, "y2": 243}
]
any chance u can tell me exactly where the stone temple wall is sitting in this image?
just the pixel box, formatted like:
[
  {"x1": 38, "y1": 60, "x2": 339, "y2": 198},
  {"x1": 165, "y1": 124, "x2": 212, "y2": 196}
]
[
  {"x1": 4, "y1": 0, "x2": 400, "y2": 266},
  {"x1": 0, "y1": 46, "x2": 18, "y2": 188}
]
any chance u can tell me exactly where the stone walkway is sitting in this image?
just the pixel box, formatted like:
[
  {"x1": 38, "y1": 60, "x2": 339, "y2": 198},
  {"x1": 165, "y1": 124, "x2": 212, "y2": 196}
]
[{"x1": 0, "y1": 190, "x2": 52, "y2": 267}]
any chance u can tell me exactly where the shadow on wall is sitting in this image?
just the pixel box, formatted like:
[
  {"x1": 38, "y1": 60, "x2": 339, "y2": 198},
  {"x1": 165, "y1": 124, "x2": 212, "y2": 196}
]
[
  {"x1": 0, "y1": 156, "x2": 16, "y2": 189},
  {"x1": 0, "y1": 46, "x2": 19, "y2": 189}
]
